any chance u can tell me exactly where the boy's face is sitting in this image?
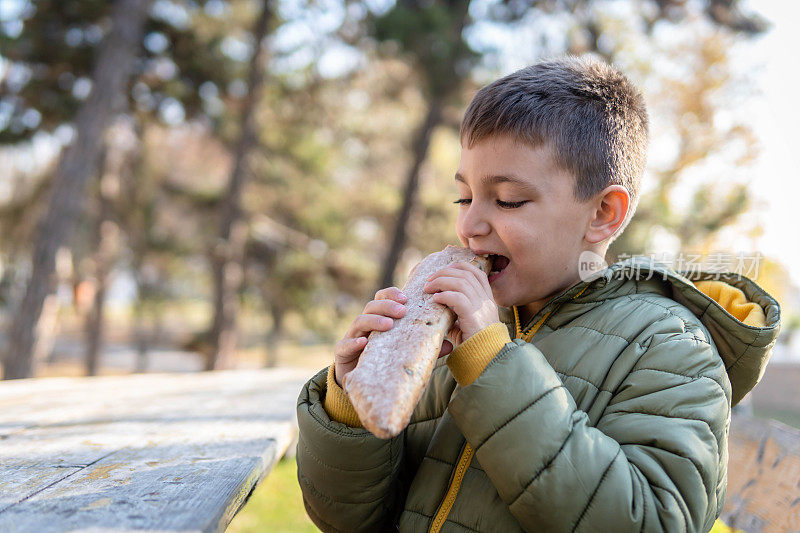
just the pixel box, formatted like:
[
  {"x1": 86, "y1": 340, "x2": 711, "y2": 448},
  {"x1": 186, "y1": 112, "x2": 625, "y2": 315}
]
[{"x1": 455, "y1": 134, "x2": 597, "y2": 311}]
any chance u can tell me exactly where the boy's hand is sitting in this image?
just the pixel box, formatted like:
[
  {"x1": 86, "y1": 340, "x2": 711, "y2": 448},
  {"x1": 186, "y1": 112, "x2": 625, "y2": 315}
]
[
  {"x1": 424, "y1": 261, "x2": 499, "y2": 341},
  {"x1": 333, "y1": 286, "x2": 453, "y2": 388}
]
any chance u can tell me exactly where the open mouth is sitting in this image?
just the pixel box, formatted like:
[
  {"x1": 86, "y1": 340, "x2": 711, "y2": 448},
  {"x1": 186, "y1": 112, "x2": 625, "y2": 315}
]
[{"x1": 489, "y1": 254, "x2": 510, "y2": 277}]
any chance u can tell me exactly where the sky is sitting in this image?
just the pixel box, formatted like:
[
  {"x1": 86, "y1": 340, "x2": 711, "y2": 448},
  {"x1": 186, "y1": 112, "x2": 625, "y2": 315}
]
[{"x1": 738, "y1": 1, "x2": 800, "y2": 288}]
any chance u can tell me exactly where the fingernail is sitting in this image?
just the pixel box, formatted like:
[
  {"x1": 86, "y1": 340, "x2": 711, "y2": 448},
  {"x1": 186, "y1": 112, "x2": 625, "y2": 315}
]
[{"x1": 393, "y1": 303, "x2": 404, "y2": 312}]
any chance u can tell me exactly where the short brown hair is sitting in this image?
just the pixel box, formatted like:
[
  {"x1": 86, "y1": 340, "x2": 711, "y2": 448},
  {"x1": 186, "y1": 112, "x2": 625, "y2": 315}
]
[{"x1": 460, "y1": 55, "x2": 649, "y2": 244}]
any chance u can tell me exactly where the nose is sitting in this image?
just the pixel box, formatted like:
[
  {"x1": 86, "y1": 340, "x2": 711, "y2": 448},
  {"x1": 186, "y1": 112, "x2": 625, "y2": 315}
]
[{"x1": 457, "y1": 201, "x2": 491, "y2": 240}]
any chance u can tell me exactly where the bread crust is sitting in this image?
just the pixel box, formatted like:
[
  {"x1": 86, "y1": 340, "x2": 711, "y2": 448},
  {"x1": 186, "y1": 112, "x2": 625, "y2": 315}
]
[{"x1": 344, "y1": 245, "x2": 491, "y2": 438}]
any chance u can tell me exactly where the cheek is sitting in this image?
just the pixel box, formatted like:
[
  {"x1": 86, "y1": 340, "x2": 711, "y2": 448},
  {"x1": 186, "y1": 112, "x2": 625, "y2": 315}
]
[{"x1": 455, "y1": 217, "x2": 467, "y2": 243}]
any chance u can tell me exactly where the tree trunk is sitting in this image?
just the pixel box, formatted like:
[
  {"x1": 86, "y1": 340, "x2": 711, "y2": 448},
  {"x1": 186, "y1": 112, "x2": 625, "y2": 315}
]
[
  {"x1": 376, "y1": 0, "x2": 470, "y2": 292},
  {"x1": 132, "y1": 291, "x2": 149, "y2": 373},
  {"x1": 376, "y1": 96, "x2": 444, "y2": 291},
  {"x1": 1, "y1": 0, "x2": 149, "y2": 380},
  {"x1": 264, "y1": 297, "x2": 285, "y2": 368},
  {"x1": 116, "y1": 120, "x2": 152, "y2": 374},
  {"x1": 207, "y1": 0, "x2": 272, "y2": 371},
  {"x1": 33, "y1": 293, "x2": 61, "y2": 367},
  {"x1": 85, "y1": 151, "x2": 121, "y2": 376},
  {"x1": 84, "y1": 271, "x2": 107, "y2": 376}
]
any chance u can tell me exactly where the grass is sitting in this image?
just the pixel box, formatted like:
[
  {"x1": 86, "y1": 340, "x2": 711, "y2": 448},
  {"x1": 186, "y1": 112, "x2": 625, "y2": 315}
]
[{"x1": 227, "y1": 457, "x2": 319, "y2": 533}]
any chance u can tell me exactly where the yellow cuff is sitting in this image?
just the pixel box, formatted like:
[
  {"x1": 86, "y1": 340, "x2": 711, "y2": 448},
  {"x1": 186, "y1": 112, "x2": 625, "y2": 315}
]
[
  {"x1": 323, "y1": 364, "x2": 363, "y2": 427},
  {"x1": 447, "y1": 322, "x2": 512, "y2": 386}
]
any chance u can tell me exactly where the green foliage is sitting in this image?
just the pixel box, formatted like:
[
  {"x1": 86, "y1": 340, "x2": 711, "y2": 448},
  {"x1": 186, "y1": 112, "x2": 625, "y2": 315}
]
[
  {"x1": 0, "y1": 0, "x2": 253, "y2": 143},
  {"x1": 370, "y1": 2, "x2": 477, "y2": 96}
]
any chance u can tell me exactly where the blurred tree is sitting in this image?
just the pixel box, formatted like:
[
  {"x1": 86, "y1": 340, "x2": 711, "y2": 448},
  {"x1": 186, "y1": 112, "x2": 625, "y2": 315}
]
[
  {"x1": 84, "y1": 119, "x2": 137, "y2": 376},
  {"x1": 0, "y1": 0, "x2": 265, "y2": 375},
  {"x1": 0, "y1": 0, "x2": 246, "y2": 144},
  {"x1": 605, "y1": 21, "x2": 764, "y2": 261},
  {"x1": 2, "y1": 0, "x2": 150, "y2": 380},
  {"x1": 206, "y1": 0, "x2": 273, "y2": 371},
  {"x1": 118, "y1": 120, "x2": 173, "y2": 373},
  {"x1": 124, "y1": 121, "x2": 231, "y2": 370},
  {"x1": 754, "y1": 257, "x2": 795, "y2": 319},
  {"x1": 369, "y1": 1, "x2": 475, "y2": 291}
]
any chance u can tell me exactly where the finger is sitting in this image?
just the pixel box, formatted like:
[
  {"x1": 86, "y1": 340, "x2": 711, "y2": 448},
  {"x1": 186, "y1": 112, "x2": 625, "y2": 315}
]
[
  {"x1": 424, "y1": 274, "x2": 477, "y2": 300},
  {"x1": 346, "y1": 313, "x2": 396, "y2": 339},
  {"x1": 426, "y1": 266, "x2": 456, "y2": 282},
  {"x1": 334, "y1": 336, "x2": 368, "y2": 363},
  {"x1": 426, "y1": 265, "x2": 483, "y2": 295},
  {"x1": 439, "y1": 339, "x2": 453, "y2": 357},
  {"x1": 431, "y1": 291, "x2": 470, "y2": 316},
  {"x1": 447, "y1": 262, "x2": 491, "y2": 292},
  {"x1": 446, "y1": 320, "x2": 462, "y2": 345},
  {"x1": 364, "y1": 299, "x2": 406, "y2": 319},
  {"x1": 374, "y1": 286, "x2": 408, "y2": 303},
  {"x1": 451, "y1": 261, "x2": 486, "y2": 275},
  {"x1": 428, "y1": 262, "x2": 484, "y2": 280}
]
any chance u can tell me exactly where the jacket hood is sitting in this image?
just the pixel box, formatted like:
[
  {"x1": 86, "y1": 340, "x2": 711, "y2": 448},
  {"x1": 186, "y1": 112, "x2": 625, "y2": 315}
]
[{"x1": 505, "y1": 255, "x2": 782, "y2": 406}]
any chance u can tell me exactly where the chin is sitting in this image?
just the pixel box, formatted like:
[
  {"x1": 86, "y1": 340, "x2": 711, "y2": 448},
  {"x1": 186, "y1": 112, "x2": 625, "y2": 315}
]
[{"x1": 491, "y1": 292, "x2": 510, "y2": 309}]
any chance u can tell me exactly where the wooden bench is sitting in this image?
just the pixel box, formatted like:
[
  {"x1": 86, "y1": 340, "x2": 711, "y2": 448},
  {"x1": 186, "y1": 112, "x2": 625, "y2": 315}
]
[
  {"x1": 0, "y1": 368, "x2": 310, "y2": 532},
  {"x1": 720, "y1": 414, "x2": 800, "y2": 532}
]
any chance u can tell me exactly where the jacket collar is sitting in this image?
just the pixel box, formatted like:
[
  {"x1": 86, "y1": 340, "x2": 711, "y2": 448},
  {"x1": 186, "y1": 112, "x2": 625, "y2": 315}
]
[{"x1": 503, "y1": 254, "x2": 781, "y2": 406}]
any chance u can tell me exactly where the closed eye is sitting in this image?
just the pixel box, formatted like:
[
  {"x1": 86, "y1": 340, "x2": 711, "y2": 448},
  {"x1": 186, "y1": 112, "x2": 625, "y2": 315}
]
[{"x1": 452, "y1": 199, "x2": 528, "y2": 209}]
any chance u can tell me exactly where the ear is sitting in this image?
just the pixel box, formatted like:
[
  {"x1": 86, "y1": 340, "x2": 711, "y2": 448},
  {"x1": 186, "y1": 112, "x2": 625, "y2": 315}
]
[{"x1": 584, "y1": 185, "x2": 630, "y2": 244}]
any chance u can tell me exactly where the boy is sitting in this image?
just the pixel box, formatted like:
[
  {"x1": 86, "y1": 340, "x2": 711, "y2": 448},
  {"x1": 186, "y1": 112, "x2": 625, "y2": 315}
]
[{"x1": 296, "y1": 56, "x2": 781, "y2": 532}]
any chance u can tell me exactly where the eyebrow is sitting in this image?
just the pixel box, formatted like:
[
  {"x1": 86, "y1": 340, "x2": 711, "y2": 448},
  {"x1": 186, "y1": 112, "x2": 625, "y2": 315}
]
[{"x1": 454, "y1": 173, "x2": 541, "y2": 194}]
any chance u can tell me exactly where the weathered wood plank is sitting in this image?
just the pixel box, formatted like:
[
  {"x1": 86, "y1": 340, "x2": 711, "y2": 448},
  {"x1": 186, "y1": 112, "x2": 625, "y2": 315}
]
[
  {"x1": 0, "y1": 466, "x2": 85, "y2": 512},
  {"x1": 721, "y1": 414, "x2": 800, "y2": 533},
  {"x1": 0, "y1": 368, "x2": 312, "y2": 532},
  {"x1": 0, "y1": 425, "x2": 289, "y2": 532}
]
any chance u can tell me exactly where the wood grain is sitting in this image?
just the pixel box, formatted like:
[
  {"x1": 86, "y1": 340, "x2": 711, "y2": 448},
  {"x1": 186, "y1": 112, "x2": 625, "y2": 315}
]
[
  {"x1": 0, "y1": 368, "x2": 309, "y2": 532},
  {"x1": 721, "y1": 414, "x2": 800, "y2": 533}
]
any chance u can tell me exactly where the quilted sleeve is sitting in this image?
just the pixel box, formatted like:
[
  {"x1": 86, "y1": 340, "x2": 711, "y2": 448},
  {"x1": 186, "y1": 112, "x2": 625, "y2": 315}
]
[
  {"x1": 296, "y1": 367, "x2": 405, "y2": 532},
  {"x1": 447, "y1": 324, "x2": 731, "y2": 532}
]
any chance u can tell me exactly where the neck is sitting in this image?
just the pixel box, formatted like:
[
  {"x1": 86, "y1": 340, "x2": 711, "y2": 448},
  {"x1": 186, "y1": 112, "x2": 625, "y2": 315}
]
[
  {"x1": 517, "y1": 301, "x2": 542, "y2": 328},
  {"x1": 517, "y1": 270, "x2": 588, "y2": 328},
  {"x1": 516, "y1": 246, "x2": 608, "y2": 329}
]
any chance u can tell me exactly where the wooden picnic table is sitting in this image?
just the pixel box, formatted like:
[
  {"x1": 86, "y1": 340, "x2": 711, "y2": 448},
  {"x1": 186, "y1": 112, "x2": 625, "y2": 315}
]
[
  {"x1": 0, "y1": 367, "x2": 312, "y2": 532},
  {"x1": 722, "y1": 414, "x2": 800, "y2": 533}
]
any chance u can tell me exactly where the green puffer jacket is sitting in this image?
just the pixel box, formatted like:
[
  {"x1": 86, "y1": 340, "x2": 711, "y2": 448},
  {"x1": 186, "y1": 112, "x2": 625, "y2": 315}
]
[{"x1": 296, "y1": 255, "x2": 781, "y2": 532}]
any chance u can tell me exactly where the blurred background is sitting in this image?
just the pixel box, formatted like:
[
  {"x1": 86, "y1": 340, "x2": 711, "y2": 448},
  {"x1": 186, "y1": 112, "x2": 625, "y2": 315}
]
[{"x1": 1, "y1": 0, "x2": 798, "y2": 530}]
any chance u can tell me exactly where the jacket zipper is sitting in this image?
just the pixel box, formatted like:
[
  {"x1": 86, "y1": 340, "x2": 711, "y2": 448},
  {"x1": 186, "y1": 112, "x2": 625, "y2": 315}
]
[
  {"x1": 426, "y1": 291, "x2": 591, "y2": 531},
  {"x1": 515, "y1": 309, "x2": 550, "y2": 342},
  {"x1": 515, "y1": 285, "x2": 591, "y2": 339},
  {"x1": 429, "y1": 441, "x2": 475, "y2": 533},
  {"x1": 427, "y1": 314, "x2": 549, "y2": 533}
]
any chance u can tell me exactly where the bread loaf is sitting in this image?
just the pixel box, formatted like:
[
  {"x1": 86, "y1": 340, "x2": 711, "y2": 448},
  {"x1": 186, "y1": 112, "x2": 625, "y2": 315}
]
[{"x1": 344, "y1": 245, "x2": 491, "y2": 438}]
